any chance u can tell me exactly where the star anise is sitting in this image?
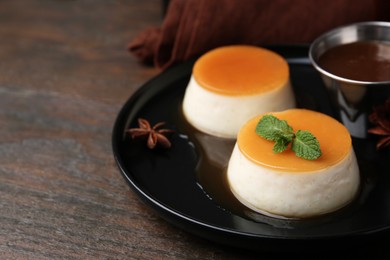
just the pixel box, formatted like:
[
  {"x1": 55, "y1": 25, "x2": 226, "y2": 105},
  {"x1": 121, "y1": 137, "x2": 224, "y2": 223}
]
[
  {"x1": 126, "y1": 118, "x2": 174, "y2": 149},
  {"x1": 368, "y1": 97, "x2": 390, "y2": 150}
]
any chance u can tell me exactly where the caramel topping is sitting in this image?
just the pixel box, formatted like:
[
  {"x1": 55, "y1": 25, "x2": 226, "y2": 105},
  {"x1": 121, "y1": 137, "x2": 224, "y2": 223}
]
[
  {"x1": 193, "y1": 45, "x2": 289, "y2": 96},
  {"x1": 237, "y1": 109, "x2": 352, "y2": 172}
]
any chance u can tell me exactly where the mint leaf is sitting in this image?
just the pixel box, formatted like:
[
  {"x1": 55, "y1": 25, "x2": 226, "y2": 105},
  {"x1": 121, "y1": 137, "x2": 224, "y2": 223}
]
[
  {"x1": 273, "y1": 138, "x2": 289, "y2": 153},
  {"x1": 255, "y1": 114, "x2": 322, "y2": 160},
  {"x1": 291, "y1": 130, "x2": 322, "y2": 160},
  {"x1": 256, "y1": 115, "x2": 294, "y2": 142}
]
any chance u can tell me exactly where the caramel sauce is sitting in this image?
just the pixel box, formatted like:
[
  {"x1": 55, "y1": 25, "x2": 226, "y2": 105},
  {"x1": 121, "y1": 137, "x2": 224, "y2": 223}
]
[
  {"x1": 238, "y1": 109, "x2": 351, "y2": 172},
  {"x1": 193, "y1": 45, "x2": 289, "y2": 95},
  {"x1": 318, "y1": 41, "x2": 390, "y2": 82}
]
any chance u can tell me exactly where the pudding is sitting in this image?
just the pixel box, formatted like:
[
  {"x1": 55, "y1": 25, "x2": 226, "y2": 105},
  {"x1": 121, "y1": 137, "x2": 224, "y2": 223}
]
[
  {"x1": 182, "y1": 45, "x2": 295, "y2": 139},
  {"x1": 227, "y1": 109, "x2": 360, "y2": 218}
]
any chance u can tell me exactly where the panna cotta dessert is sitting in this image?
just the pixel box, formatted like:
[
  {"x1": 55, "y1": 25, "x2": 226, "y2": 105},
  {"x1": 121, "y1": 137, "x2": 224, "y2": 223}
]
[
  {"x1": 227, "y1": 109, "x2": 360, "y2": 218},
  {"x1": 182, "y1": 45, "x2": 295, "y2": 139}
]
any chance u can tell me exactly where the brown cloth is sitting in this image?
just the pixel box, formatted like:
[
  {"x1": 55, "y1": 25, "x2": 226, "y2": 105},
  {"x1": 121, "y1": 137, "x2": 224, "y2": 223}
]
[{"x1": 129, "y1": 0, "x2": 389, "y2": 70}]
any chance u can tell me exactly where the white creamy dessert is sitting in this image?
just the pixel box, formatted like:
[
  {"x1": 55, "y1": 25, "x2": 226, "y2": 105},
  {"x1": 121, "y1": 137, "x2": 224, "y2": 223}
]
[
  {"x1": 182, "y1": 45, "x2": 295, "y2": 139},
  {"x1": 227, "y1": 109, "x2": 360, "y2": 218}
]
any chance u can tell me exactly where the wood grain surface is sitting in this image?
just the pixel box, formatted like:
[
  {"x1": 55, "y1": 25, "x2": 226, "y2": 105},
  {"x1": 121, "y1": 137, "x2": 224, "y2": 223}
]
[{"x1": 0, "y1": 1, "x2": 388, "y2": 259}]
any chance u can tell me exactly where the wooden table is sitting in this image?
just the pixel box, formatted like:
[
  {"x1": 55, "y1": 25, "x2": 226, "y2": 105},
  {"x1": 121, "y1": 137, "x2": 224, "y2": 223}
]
[{"x1": 1, "y1": 1, "x2": 388, "y2": 259}]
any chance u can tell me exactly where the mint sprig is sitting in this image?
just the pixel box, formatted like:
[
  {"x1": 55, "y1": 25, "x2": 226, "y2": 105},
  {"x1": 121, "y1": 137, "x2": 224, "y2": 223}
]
[{"x1": 256, "y1": 115, "x2": 322, "y2": 160}]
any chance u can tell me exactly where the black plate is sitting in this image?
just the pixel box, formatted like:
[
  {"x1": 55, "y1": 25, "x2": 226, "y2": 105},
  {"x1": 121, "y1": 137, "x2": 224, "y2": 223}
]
[{"x1": 112, "y1": 46, "x2": 390, "y2": 252}]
